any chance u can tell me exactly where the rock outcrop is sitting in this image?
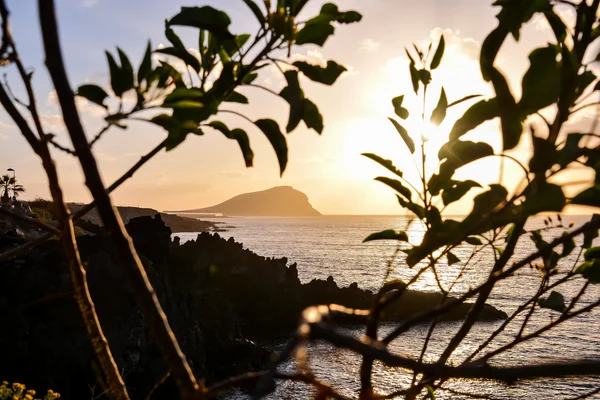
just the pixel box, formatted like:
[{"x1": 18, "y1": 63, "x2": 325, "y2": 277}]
[
  {"x1": 170, "y1": 186, "x2": 321, "y2": 216},
  {"x1": 0, "y1": 215, "x2": 506, "y2": 399}
]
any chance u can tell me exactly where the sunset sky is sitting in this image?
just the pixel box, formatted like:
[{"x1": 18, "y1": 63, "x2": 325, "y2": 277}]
[{"x1": 0, "y1": 0, "x2": 597, "y2": 215}]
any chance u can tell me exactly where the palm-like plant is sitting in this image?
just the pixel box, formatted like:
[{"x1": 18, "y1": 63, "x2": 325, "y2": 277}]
[{"x1": 0, "y1": 174, "x2": 25, "y2": 203}]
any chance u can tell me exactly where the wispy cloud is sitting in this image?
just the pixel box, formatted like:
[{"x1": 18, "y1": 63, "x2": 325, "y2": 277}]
[
  {"x1": 81, "y1": 0, "x2": 98, "y2": 8},
  {"x1": 359, "y1": 38, "x2": 381, "y2": 52}
]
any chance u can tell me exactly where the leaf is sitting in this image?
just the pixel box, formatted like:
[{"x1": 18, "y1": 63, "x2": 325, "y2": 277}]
[
  {"x1": 409, "y1": 62, "x2": 419, "y2": 94},
  {"x1": 169, "y1": 6, "x2": 234, "y2": 39},
  {"x1": 431, "y1": 88, "x2": 448, "y2": 126},
  {"x1": 519, "y1": 45, "x2": 560, "y2": 115},
  {"x1": 583, "y1": 215, "x2": 600, "y2": 248},
  {"x1": 154, "y1": 47, "x2": 201, "y2": 73},
  {"x1": 388, "y1": 117, "x2": 415, "y2": 154},
  {"x1": 243, "y1": 72, "x2": 258, "y2": 84},
  {"x1": 449, "y1": 99, "x2": 499, "y2": 141},
  {"x1": 305, "y1": 3, "x2": 362, "y2": 25},
  {"x1": 138, "y1": 41, "x2": 152, "y2": 85},
  {"x1": 529, "y1": 135, "x2": 556, "y2": 173},
  {"x1": 392, "y1": 96, "x2": 409, "y2": 119},
  {"x1": 447, "y1": 94, "x2": 483, "y2": 108},
  {"x1": 465, "y1": 236, "x2": 483, "y2": 245},
  {"x1": 293, "y1": 60, "x2": 347, "y2": 85},
  {"x1": 418, "y1": 69, "x2": 432, "y2": 85},
  {"x1": 524, "y1": 182, "x2": 566, "y2": 214},
  {"x1": 302, "y1": 98, "x2": 323, "y2": 134},
  {"x1": 361, "y1": 153, "x2": 403, "y2": 178},
  {"x1": 295, "y1": 23, "x2": 335, "y2": 46},
  {"x1": 538, "y1": 291, "x2": 566, "y2": 312},
  {"x1": 163, "y1": 87, "x2": 205, "y2": 109},
  {"x1": 584, "y1": 246, "x2": 600, "y2": 261},
  {"x1": 117, "y1": 48, "x2": 134, "y2": 92},
  {"x1": 397, "y1": 195, "x2": 426, "y2": 220},
  {"x1": 571, "y1": 185, "x2": 600, "y2": 208},
  {"x1": 76, "y1": 84, "x2": 108, "y2": 108},
  {"x1": 225, "y1": 91, "x2": 249, "y2": 104},
  {"x1": 446, "y1": 251, "x2": 460, "y2": 266},
  {"x1": 241, "y1": 0, "x2": 265, "y2": 25},
  {"x1": 375, "y1": 176, "x2": 411, "y2": 201},
  {"x1": 106, "y1": 51, "x2": 128, "y2": 97},
  {"x1": 363, "y1": 229, "x2": 409, "y2": 243},
  {"x1": 254, "y1": 119, "x2": 288, "y2": 176},
  {"x1": 438, "y1": 140, "x2": 494, "y2": 171},
  {"x1": 281, "y1": 70, "x2": 304, "y2": 132},
  {"x1": 488, "y1": 67, "x2": 522, "y2": 150},
  {"x1": 561, "y1": 234, "x2": 575, "y2": 257},
  {"x1": 430, "y1": 34, "x2": 445, "y2": 70},
  {"x1": 441, "y1": 180, "x2": 481, "y2": 206},
  {"x1": 208, "y1": 121, "x2": 253, "y2": 167},
  {"x1": 576, "y1": 260, "x2": 600, "y2": 283},
  {"x1": 543, "y1": 9, "x2": 567, "y2": 43}
]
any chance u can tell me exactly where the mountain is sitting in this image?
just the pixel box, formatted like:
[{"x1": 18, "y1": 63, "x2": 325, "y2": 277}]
[{"x1": 171, "y1": 186, "x2": 321, "y2": 216}]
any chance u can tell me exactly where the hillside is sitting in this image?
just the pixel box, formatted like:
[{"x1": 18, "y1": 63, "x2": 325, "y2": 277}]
[{"x1": 171, "y1": 186, "x2": 321, "y2": 217}]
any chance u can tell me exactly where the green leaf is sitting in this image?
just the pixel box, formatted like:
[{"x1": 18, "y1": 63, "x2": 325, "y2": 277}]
[
  {"x1": 163, "y1": 88, "x2": 205, "y2": 109},
  {"x1": 254, "y1": 119, "x2": 288, "y2": 176},
  {"x1": 281, "y1": 70, "x2": 304, "y2": 132},
  {"x1": 375, "y1": 176, "x2": 411, "y2": 201},
  {"x1": 241, "y1": 0, "x2": 265, "y2": 25},
  {"x1": 117, "y1": 48, "x2": 134, "y2": 92},
  {"x1": 430, "y1": 88, "x2": 448, "y2": 126},
  {"x1": 449, "y1": 99, "x2": 499, "y2": 141},
  {"x1": 430, "y1": 34, "x2": 445, "y2": 70},
  {"x1": 208, "y1": 121, "x2": 253, "y2": 167},
  {"x1": 76, "y1": 84, "x2": 108, "y2": 108},
  {"x1": 572, "y1": 185, "x2": 600, "y2": 208},
  {"x1": 538, "y1": 291, "x2": 566, "y2": 312},
  {"x1": 293, "y1": 60, "x2": 347, "y2": 85},
  {"x1": 295, "y1": 23, "x2": 335, "y2": 46},
  {"x1": 409, "y1": 62, "x2": 419, "y2": 94},
  {"x1": 441, "y1": 179, "x2": 481, "y2": 206},
  {"x1": 584, "y1": 246, "x2": 600, "y2": 261},
  {"x1": 446, "y1": 251, "x2": 460, "y2": 266},
  {"x1": 225, "y1": 91, "x2": 249, "y2": 104},
  {"x1": 363, "y1": 229, "x2": 409, "y2": 243},
  {"x1": 138, "y1": 41, "x2": 152, "y2": 85},
  {"x1": 519, "y1": 45, "x2": 560, "y2": 115},
  {"x1": 418, "y1": 69, "x2": 432, "y2": 85},
  {"x1": 243, "y1": 72, "x2": 259, "y2": 84},
  {"x1": 169, "y1": 6, "x2": 234, "y2": 39},
  {"x1": 543, "y1": 9, "x2": 567, "y2": 43},
  {"x1": 106, "y1": 51, "x2": 129, "y2": 97},
  {"x1": 576, "y1": 260, "x2": 600, "y2": 283},
  {"x1": 465, "y1": 236, "x2": 483, "y2": 245},
  {"x1": 388, "y1": 117, "x2": 415, "y2": 154},
  {"x1": 447, "y1": 94, "x2": 483, "y2": 108},
  {"x1": 392, "y1": 95, "x2": 409, "y2": 119},
  {"x1": 302, "y1": 98, "x2": 323, "y2": 134},
  {"x1": 361, "y1": 153, "x2": 403, "y2": 178},
  {"x1": 154, "y1": 47, "x2": 201, "y2": 73}
]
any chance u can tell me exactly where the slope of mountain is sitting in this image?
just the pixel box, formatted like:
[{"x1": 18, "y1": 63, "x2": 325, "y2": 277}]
[{"x1": 171, "y1": 186, "x2": 321, "y2": 216}]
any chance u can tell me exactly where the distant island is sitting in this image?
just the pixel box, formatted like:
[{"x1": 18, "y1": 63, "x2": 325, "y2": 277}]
[{"x1": 169, "y1": 186, "x2": 321, "y2": 217}]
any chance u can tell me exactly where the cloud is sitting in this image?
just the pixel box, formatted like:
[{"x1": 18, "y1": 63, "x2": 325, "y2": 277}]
[
  {"x1": 47, "y1": 90, "x2": 106, "y2": 119},
  {"x1": 81, "y1": 0, "x2": 98, "y2": 7},
  {"x1": 359, "y1": 38, "x2": 381, "y2": 52}
]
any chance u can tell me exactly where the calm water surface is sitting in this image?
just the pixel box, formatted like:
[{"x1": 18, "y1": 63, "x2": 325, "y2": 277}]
[{"x1": 175, "y1": 216, "x2": 600, "y2": 399}]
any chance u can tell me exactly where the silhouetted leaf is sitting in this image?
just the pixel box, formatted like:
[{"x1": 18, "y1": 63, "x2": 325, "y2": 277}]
[
  {"x1": 76, "y1": 84, "x2": 108, "y2": 108},
  {"x1": 447, "y1": 94, "x2": 483, "y2": 108},
  {"x1": 584, "y1": 246, "x2": 600, "y2": 261},
  {"x1": 392, "y1": 95, "x2": 409, "y2": 119},
  {"x1": 561, "y1": 233, "x2": 575, "y2": 257},
  {"x1": 438, "y1": 141, "x2": 494, "y2": 176},
  {"x1": 163, "y1": 87, "x2": 205, "y2": 108},
  {"x1": 155, "y1": 47, "x2": 201, "y2": 73},
  {"x1": 576, "y1": 260, "x2": 600, "y2": 283},
  {"x1": 538, "y1": 291, "x2": 566, "y2": 312},
  {"x1": 446, "y1": 251, "x2": 460, "y2": 265},
  {"x1": 169, "y1": 6, "x2": 234, "y2": 39},
  {"x1": 431, "y1": 88, "x2": 448, "y2": 126},
  {"x1": 243, "y1": 72, "x2": 258, "y2": 84},
  {"x1": 106, "y1": 51, "x2": 129, "y2": 97},
  {"x1": 442, "y1": 180, "x2": 481, "y2": 206},
  {"x1": 363, "y1": 229, "x2": 409, "y2": 243},
  {"x1": 305, "y1": 3, "x2": 362, "y2": 25},
  {"x1": 543, "y1": 9, "x2": 567, "y2": 43},
  {"x1": 255, "y1": 119, "x2": 288, "y2": 175},
  {"x1": 430, "y1": 34, "x2": 445, "y2": 69},
  {"x1": 296, "y1": 23, "x2": 335, "y2": 46},
  {"x1": 529, "y1": 135, "x2": 556, "y2": 173},
  {"x1": 389, "y1": 117, "x2": 415, "y2": 154},
  {"x1": 361, "y1": 153, "x2": 403, "y2": 178},
  {"x1": 409, "y1": 62, "x2": 419, "y2": 94},
  {"x1": 138, "y1": 41, "x2": 152, "y2": 85},
  {"x1": 397, "y1": 195, "x2": 425, "y2": 219},
  {"x1": 241, "y1": 0, "x2": 265, "y2": 24},
  {"x1": 465, "y1": 236, "x2": 483, "y2": 245},
  {"x1": 583, "y1": 215, "x2": 600, "y2": 248},
  {"x1": 375, "y1": 176, "x2": 411, "y2": 201},
  {"x1": 572, "y1": 185, "x2": 600, "y2": 208},
  {"x1": 302, "y1": 99, "x2": 323, "y2": 134},
  {"x1": 418, "y1": 69, "x2": 432, "y2": 85},
  {"x1": 519, "y1": 45, "x2": 560, "y2": 115},
  {"x1": 524, "y1": 182, "x2": 566, "y2": 214},
  {"x1": 209, "y1": 121, "x2": 254, "y2": 167},
  {"x1": 225, "y1": 91, "x2": 249, "y2": 104},
  {"x1": 281, "y1": 70, "x2": 304, "y2": 132},
  {"x1": 293, "y1": 60, "x2": 347, "y2": 85},
  {"x1": 449, "y1": 99, "x2": 499, "y2": 141},
  {"x1": 117, "y1": 48, "x2": 134, "y2": 92}
]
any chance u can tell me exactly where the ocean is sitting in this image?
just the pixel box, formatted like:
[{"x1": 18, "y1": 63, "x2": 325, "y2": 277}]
[{"x1": 175, "y1": 215, "x2": 600, "y2": 399}]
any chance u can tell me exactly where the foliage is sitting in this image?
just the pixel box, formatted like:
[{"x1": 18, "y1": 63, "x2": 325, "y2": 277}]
[
  {"x1": 0, "y1": 175, "x2": 25, "y2": 198},
  {"x1": 0, "y1": 381, "x2": 60, "y2": 400}
]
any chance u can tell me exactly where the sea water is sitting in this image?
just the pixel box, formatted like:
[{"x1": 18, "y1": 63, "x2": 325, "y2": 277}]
[{"x1": 175, "y1": 216, "x2": 600, "y2": 399}]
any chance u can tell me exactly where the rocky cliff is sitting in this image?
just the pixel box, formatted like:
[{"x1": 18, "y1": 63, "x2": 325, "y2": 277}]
[
  {"x1": 0, "y1": 216, "x2": 505, "y2": 399},
  {"x1": 171, "y1": 186, "x2": 321, "y2": 216}
]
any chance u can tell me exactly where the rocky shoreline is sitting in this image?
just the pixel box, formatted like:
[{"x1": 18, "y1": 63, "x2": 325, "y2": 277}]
[{"x1": 0, "y1": 215, "x2": 506, "y2": 399}]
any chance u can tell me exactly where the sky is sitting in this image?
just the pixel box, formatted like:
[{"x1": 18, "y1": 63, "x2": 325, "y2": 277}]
[{"x1": 0, "y1": 0, "x2": 597, "y2": 215}]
